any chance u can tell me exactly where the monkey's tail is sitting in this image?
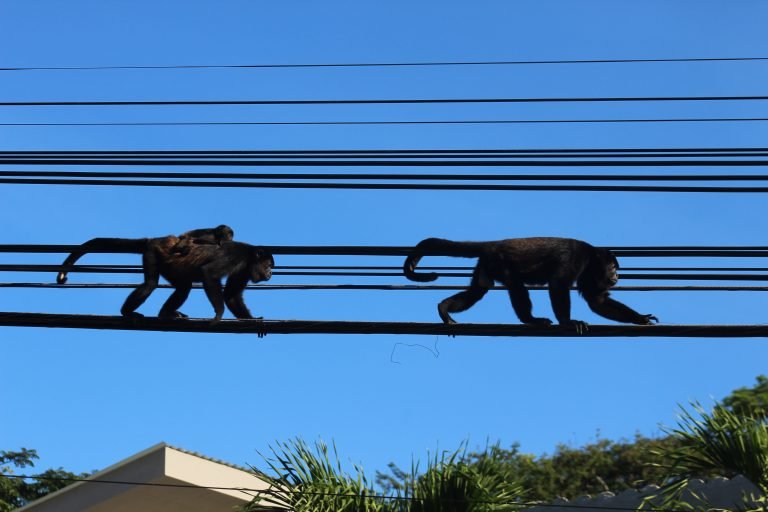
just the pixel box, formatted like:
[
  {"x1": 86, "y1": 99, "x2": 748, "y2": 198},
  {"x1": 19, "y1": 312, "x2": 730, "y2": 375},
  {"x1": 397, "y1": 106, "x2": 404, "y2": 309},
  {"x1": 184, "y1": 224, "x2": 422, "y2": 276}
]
[
  {"x1": 403, "y1": 238, "x2": 487, "y2": 282},
  {"x1": 56, "y1": 238, "x2": 149, "y2": 284}
]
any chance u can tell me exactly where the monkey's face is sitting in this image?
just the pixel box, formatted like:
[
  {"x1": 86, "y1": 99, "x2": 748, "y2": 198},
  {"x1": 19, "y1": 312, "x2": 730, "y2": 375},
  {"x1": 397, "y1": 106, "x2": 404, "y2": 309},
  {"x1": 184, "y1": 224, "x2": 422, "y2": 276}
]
[
  {"x1": 250, "y1": 252, "x2": 274, "y2": 282},
  {"x1": 593, "y1": 249, "x2": 619, "y2": 289}
]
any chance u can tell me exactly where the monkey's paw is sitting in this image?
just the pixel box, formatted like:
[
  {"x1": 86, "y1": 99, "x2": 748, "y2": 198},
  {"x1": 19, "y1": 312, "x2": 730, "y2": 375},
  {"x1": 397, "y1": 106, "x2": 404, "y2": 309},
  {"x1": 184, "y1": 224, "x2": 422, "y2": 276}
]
[
  {"x1": 159, "y1": 311, "x2": 188, "y2": 319},
  {"x1": 635, "y1": 314, "x2": 659, "y2": 325},
  {"x1": 565, "y1": 320, "x2": 589, "y2": 335},
  {"x1": 255, "y1": 318, "x2": 267, "y2": 339},
  {"x1": 122, "y1": 312, "x2": 145, "y2": 320},
  {"x1": 527, "y1": 317, "x2": 553, "y2": 326}
]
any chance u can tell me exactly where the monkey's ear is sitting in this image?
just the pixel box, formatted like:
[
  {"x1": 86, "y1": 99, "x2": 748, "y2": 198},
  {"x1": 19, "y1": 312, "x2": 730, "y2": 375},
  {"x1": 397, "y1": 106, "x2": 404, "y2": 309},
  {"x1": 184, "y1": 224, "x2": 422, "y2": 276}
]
[{"x1": 253, "y1": 247, "x2": 271, "y2": 260}]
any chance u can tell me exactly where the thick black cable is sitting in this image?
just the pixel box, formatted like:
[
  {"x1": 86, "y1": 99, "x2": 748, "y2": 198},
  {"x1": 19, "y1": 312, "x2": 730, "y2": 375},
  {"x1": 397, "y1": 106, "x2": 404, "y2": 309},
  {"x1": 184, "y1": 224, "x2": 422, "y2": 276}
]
[
  {"x1": 2, "y1": 94, "x2": 768, "y2": 107},
  {"x1": 4, "y1": 160, "x2": 768, "y2": 169},
  {"x1": 3, "y1": 117, "x2": 768, "y2": 127},
  {"x1": 5, "y1": 177, "x2": 768, "y2": 192},
  {"x1": 2, "y1": 55, "x2": 768, "y2": 71},
  {"x1": 1, "y1": 312, "x2": 767, "y2": 338},
  {"x1": 4, "y1": 264, "x2": 768, "y2": 281}
]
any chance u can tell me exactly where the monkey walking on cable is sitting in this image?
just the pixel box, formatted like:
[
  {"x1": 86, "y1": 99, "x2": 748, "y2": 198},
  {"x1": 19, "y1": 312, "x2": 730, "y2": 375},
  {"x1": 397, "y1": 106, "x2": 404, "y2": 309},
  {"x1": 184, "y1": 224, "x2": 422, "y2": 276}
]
[
  {"x1": 404, "y1": 237, "x2": 658, "y2": 332},
  {"x1": 56, "y1": 225, "x2": 274, "y2": 327}
]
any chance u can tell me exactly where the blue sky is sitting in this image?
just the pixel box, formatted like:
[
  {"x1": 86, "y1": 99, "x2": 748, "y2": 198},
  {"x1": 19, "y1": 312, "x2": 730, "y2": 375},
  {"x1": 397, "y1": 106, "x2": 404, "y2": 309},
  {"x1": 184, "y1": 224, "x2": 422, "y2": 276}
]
[{"x1": 2, "y1": 0, "x2": 768, "y2": 480}]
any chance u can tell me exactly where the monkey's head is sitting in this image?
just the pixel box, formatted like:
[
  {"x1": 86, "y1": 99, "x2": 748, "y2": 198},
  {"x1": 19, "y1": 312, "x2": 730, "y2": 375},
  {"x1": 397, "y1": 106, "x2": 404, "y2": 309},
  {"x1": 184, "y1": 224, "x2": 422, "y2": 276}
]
[
  {"x1": 250, "y1": 248, "x2": 274, "y2": 282},
  {"x1": 215, "y1": 225, "x2": 235, "y2": 242},
  {"x1": 579, "y1": 248, "x2": 619, "y2": 295},
  {"x1": 595, "y1": 248, "x2": 620, "y2": 288}
]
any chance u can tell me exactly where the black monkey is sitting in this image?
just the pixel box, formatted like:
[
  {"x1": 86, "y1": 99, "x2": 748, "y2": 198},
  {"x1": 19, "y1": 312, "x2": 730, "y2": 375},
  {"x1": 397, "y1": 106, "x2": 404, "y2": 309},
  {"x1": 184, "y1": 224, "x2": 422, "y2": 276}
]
[
  {"x1": 56, "y1": 234, "x2": 273, "y2": 322},
  {"x1": 171, "y1": 224, "x2": 234, "y2": 255},
  {"x1": 404, "y1": 237, "x2": 657, "y2": 331}
]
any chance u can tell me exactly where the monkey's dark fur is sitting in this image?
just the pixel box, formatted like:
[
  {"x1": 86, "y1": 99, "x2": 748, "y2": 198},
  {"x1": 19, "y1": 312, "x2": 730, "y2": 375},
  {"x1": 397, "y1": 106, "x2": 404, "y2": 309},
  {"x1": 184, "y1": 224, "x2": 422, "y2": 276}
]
[
  {"x1": 404, "y1": 237, "x2": 657, "y2": 331},
  {"x1": 171, "y1": 224, "x2": 234, "y2": 255},
  {"x1": 56, "y1": 232, "x2": 273, "y2": 322}
]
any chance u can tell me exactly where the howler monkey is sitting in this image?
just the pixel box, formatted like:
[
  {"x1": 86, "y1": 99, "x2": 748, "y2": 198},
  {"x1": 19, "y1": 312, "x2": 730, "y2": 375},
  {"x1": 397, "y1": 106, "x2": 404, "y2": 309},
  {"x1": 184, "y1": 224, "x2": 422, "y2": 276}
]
[
  {"x1": 56, "y1": 231, "x2": 273, "y2": 322},
  {"x1": 404, "y1": 237, "x2": 657, "y2": 331}
]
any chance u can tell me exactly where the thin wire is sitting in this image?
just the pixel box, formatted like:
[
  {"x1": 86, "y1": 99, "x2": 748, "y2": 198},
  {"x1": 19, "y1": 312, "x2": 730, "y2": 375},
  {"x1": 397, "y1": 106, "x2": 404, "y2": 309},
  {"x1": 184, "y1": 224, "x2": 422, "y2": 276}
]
[
  {"x1": 0, "y1": 473, "x2": 683, "y2": 512},
  {"x1": 2, "y1": 55, "x2": 768, "y2": 71},
  {"x1": 5, "y1": 177, "x2": 768, "y2": 192},
  {"x1": 2, "y1": 94, "x2": 768, "y2": 107},
  {"x1": 2, "y1": 244, "x2": 768, "y2": 256},
  {"x1": 2, "y1": 117, "x2": 767, "y2": 127},
  {"x1": 6, "y1": 172, "x2": 768, "y2": 182},
  {"x1": 3, "y1": 283, "x2": 768, "y2": 292},
  {"x1": 6, "y1": 151, "x2": 768, "y2": 160},
  {"x1": 3, "y1": 147, "x2": 768, "y2": 155},
  {"x1": 4, "y1": 264, "x2": 768, "y2": 281},
  {"x1": 5, "y1": 161, "x2": 768, "y2": 169}
]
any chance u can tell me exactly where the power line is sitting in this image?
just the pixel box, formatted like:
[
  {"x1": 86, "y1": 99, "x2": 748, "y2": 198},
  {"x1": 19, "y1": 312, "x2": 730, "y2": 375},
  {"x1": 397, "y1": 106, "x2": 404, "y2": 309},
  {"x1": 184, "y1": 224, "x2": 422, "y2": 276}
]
[
  {"x1": 5, "y1": 161, "x2": 768, "y2": 169},
  {"x1": 1, "y1": 312, "x2": 767, "y2": 338},
  {"x1": 2, "y1": 117, "x2": 767, "y2": 127},
  {"x1": 3, "y1": 283, "x2": 768, "y2": 292},
  {"x1": 3, "y1": 147, "x2": 768, "y2": 155},
  {"x1": 5, "y1": 177, "x2": 768, "y2": 192},
  {"x1": 2, "y1": 94, "x2": 768, "y2": 107},
  {"x1": 4, "y1": 264, "x2": 768, "y2": 281},
  {"x1": 0, "y1": 473, "x2": 684, "y2": 512},
  {"x1": 2, "y1": 55, "x2": 768, "y2": 72},
  {"x1": 5, "y1": 172, "x2": 768, "y2": 181},
  {"x1": 2, "y1": 244, "x2": 768, "y2": 257}
]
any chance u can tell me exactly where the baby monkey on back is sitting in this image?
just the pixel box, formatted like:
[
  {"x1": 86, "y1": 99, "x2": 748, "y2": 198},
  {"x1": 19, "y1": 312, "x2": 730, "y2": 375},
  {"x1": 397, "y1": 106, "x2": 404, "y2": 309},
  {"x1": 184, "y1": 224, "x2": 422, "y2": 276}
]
[
  {"x1": 404, "y1": 236, "x2": 658, "y2": 332},
  {"x1": 171, "y1": 224, "x2": 234, "y2": 255}
]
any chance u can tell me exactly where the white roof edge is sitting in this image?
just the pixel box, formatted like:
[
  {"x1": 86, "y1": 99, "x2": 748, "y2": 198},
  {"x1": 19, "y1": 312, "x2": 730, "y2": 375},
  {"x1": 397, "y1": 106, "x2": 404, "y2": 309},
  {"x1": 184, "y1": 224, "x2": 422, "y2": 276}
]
[{"x1": 16, "y1": 442, "x2": 170, "y2": 511}]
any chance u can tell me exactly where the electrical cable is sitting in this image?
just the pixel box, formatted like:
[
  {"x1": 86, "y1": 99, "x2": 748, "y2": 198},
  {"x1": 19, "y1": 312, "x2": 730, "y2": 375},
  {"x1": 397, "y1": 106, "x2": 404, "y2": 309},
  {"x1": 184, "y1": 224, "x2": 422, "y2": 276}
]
[
  {"x1": 2, "y1": 55, "x2": 768, "y2": 71},
  {"x1": 2, "y1": 94, "x2": 768, "y2": 107},
  {"x1": 0, "y1": 472, "x2": 686, "y2": 512},
  {"x1": 5, "y1": 177, "x2": 768, "y2": 192},
  {"x1": 2, "y1": 244, "x2": 768, "y2": 256},
  {"x1": 4, "y1": 264, "x2": 768, "y2": 281},
  {"x1": 3, "y1": 147, "x2": 768, "y2": 155},
  {"x1": 3, "y1": 283, "x2": 768, "y2": 292},
  {"x1": 0, "y1": 312, "x2": 766, "y2": 338},
  {"x1": 2, "y1": 117, "x2": 768, "y2": 127},
  {"x1": 5, "y1": 161, "x2": 768, "y2": 169}
]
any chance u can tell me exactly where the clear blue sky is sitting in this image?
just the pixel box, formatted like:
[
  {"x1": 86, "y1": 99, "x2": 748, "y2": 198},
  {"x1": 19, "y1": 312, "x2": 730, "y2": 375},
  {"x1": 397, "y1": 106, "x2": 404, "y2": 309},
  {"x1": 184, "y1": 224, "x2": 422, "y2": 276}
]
[{"x1": 2, "y1": 0, "x2": 768, "y2": 479}]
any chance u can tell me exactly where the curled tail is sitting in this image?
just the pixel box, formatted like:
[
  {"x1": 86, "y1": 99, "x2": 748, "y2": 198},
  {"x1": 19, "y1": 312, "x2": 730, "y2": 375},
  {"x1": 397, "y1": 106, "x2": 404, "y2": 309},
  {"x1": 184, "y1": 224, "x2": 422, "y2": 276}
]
[
  {"x1": 403, "y1": 237, "x2": 487, "y2": 282},
  {"x1": 57, "y1": 237, "x2": 149, "y2": 284}
]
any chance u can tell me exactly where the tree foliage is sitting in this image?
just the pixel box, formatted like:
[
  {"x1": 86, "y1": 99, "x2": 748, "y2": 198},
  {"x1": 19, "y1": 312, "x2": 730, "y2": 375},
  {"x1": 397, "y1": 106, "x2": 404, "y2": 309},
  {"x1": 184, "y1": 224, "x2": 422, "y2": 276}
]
[
  {"x1": 245, "y1": 438, "x2": 525, "y2": 512},
  {"x1": 0, "y1": 448, "x2": 87, "y2": 512},
  {"x1": 722, "y1": 375, "x2": 768, "y2": 419},
  {"x1": 644, "y1": 402, "x2": 768, "y2": 510}
]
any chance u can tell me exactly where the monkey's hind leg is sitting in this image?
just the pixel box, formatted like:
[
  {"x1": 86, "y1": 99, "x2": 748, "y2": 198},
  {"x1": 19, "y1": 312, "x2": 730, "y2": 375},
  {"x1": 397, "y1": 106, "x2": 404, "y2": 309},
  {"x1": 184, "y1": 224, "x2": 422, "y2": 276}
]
[
  {"x1": 437, "y1": 264, "x2": 491, "y2": 324},
  {"x1": 506, "y1": 280, "x2": 552, "y2": 326},
  {"x1": 121, "y1": 250, "x2": 160, "y2": 319},
  {"x1": 158, "y1": 282, "x2": 193, "y2": 319}
]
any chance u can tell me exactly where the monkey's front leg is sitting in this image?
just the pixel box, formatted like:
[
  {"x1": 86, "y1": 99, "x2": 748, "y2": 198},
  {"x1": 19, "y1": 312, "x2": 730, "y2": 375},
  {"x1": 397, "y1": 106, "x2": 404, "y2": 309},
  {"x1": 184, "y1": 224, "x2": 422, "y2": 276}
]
[
  {"x1": 548, "y1": 280, "x2": 588, "y2": 334},
  {"x1": 201, "y1": 272, "x2": 226, "y2": 324},
  {"x1": 586, "y1": 292, "x2": 658, "y2": 325}
]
